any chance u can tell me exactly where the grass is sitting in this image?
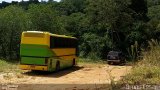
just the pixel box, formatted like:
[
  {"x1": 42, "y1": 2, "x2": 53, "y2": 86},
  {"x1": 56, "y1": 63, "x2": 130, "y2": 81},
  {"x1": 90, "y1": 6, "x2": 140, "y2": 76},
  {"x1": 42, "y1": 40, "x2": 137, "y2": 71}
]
[
  {"x1": 0, "y1": 60, "x2": 20, "y2": 73},
  {"x1": 78, "y1": 58, "x2": 107, "y2": 64},
  {"x1": 119, "y1": 40, "x2": 160, "y2": 85},
  {"x1": 0, "y1": 58, "x2": 106, "y2": 73}
]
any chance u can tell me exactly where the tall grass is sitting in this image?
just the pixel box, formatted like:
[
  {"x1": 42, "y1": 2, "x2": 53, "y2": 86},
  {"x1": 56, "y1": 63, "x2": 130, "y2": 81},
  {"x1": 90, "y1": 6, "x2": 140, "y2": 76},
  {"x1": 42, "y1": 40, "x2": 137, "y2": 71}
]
[
  {"x1": 0, "y1": 60, "x2": 20, "y2": 73},
  {"x1": 121, "y1": 39, "x2": 160, "y2": 84},
  {"x1": 127, "y1": 41, "x2": 140, "y2": 63}
]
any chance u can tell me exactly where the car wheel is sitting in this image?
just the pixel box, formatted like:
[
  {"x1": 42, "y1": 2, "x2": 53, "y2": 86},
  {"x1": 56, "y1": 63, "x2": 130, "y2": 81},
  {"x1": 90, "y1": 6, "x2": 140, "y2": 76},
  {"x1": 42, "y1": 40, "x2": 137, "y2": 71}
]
[{"x1": 108, "y1": 61, "x2": 112, "y2": 65}]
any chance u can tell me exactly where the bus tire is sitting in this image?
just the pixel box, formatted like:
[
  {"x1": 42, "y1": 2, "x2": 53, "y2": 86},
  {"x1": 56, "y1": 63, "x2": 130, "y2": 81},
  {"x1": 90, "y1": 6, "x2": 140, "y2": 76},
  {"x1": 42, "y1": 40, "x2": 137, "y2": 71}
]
[
  {"x1": 55, "y1": 61, "x2": 60, "y2": 71},
  {"x1": 72, "y1": 59, "x2": 76, "y2": 66}
]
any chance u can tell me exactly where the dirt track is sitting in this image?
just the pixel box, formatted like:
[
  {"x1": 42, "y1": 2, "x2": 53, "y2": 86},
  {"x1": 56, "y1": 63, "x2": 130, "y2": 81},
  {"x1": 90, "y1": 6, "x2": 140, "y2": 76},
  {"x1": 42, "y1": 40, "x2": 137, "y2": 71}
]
[{"x1": 0, "y1": 63, "x2": 132, "y2": 90}]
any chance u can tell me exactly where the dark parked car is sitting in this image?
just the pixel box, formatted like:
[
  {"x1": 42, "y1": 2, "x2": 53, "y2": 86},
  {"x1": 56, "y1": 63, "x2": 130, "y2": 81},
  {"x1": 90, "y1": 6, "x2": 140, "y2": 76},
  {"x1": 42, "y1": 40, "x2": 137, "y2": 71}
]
[{"x1": 107, "y1": 51, "x2": 125, "y2": 65}]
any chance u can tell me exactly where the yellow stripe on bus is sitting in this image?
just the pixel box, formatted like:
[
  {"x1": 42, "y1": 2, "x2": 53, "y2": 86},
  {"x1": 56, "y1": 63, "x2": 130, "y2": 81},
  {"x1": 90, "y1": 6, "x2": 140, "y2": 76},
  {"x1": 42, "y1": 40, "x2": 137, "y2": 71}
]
[
  {"x1": 52, "y1": 48, "x2": 76, "y2": 56},
  {"x1": 19, "y1": 65, "x2": 48, "y2": 71},
  {"x1": 21, "y1": 32, "x2": 50, "y2": 46},
  {"x1": 58, "y1": 55, "x2": 77, "y2": 60}
]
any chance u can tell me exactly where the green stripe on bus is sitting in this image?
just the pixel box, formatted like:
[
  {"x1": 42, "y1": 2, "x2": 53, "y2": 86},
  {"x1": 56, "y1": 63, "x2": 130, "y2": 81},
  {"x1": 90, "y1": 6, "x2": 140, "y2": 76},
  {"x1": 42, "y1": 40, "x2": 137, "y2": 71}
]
[
  {"x1": 21, "y1": 57, "x2": 46, "y2": 65},
  {"x1": 20, "y1": 44, "x2": 54, "y2": 57},
  {"x1": 47, "y1": 58, "x2": 74, "y2": 72}
]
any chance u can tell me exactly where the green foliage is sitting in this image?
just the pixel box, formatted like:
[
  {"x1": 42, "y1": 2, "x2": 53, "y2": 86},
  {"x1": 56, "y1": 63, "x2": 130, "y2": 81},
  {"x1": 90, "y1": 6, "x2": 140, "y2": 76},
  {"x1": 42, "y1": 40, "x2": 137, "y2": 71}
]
[
  {"x1": 61, "y1": 12, "x2": 88, "y2": 36},
  {"x1": 147, "y1": 0, "x2": 160, "y2": 7},
  {"x1": 0, "y1": 59, "x2": 19, "y2": 72},
  {"x1": 147, "y1": 4, "x2": 160, "y2": 40},
  {"x1": 0, "y1": 0, "x2": 159, "y2": 60},
  {"x1": 28, "y1": 4, "x2": 66, "y2": 34},
  {"x1": 0, "y1": 5, "x2": 28, "y2": 60},
  {"x1": 148, "y1": 5, "x2": 160, "y2": 19},
  {"x1": 79, "y1": 33, "x2": 112, "y2": 59},
  {"x1": 55, "y1": 0, "x2": 86, "y2": 15},
  {"x1": 121, "y1": 40, "x2": 160, "y2": 84}
]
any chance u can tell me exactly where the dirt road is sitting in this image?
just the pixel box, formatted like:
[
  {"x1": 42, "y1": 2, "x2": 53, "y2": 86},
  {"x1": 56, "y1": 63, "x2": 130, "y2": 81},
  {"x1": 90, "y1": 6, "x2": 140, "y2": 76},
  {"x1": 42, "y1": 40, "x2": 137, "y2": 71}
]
[{"x1": 0, "y1": 63, "x2": 132, "y2": 90}]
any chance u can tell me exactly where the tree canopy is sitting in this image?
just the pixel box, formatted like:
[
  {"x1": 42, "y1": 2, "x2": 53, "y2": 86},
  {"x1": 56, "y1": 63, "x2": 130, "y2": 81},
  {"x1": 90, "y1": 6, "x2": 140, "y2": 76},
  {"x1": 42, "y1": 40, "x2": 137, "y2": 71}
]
[{"x1": 0, "y1": 0, "x2": 159, "y2": 60}]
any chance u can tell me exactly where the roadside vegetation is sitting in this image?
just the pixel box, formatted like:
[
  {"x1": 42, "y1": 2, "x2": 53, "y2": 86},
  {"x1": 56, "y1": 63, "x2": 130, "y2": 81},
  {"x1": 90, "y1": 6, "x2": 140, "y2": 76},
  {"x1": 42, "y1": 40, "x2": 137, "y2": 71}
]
[
  {"x1": 0, "y1": 60, "x2": 20, "y2": 73},
  {"x1": 0, "y1": 58, "x2": 106, "y2": 73},
  {"x1": 78, "y1": 58, "x2": 107, "y2": 64},
  {"x1": 119, "y1": 40, "x2": 160, "y2": 85}
]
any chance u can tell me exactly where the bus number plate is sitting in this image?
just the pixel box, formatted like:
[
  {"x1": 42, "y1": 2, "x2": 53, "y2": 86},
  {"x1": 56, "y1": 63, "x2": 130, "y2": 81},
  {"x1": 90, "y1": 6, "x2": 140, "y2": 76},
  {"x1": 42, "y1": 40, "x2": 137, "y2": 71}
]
[{"x1": 30, "y1": 65, "x2": 35, "y2": 69}]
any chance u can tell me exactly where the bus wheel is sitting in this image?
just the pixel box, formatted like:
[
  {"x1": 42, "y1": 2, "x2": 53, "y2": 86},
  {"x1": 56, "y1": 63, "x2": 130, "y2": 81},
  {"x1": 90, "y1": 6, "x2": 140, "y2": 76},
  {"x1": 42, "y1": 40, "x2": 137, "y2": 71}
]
[
  {"x1": 55, "y1": 61, "x2": 60, "y2": 71},
  {"x1": 72, "y1": 59, "x2": 76, "y2": 66}
]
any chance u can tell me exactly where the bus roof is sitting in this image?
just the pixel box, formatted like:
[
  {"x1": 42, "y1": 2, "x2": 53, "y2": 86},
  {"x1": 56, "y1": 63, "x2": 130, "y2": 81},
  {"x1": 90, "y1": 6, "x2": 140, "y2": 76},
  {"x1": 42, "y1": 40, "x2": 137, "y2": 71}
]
[
  {"x1": 25, "y1": 31, "x2": 44, "y2": 33},
  {"x1": 50, "y1": 33, "x2": 77, "y2": 39},
  {"x1": 23, "y1": 31, "x2": 77, "y2": 39}
]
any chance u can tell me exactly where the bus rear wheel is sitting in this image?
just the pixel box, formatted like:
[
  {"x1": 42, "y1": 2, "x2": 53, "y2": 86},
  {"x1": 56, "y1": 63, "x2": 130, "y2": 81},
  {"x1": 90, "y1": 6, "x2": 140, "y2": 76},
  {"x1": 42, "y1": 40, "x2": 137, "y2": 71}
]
[{"x1": 55, "y1": 61, "x2": 60, "y2": 71}]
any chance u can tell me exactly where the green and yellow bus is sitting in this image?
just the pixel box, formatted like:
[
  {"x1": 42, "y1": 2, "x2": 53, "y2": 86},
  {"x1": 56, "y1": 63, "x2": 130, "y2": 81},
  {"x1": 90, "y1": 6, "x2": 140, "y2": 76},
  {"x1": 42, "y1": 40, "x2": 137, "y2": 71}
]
[{"x1": 19, "y1": 31, "x2": 78, "y2": 72}]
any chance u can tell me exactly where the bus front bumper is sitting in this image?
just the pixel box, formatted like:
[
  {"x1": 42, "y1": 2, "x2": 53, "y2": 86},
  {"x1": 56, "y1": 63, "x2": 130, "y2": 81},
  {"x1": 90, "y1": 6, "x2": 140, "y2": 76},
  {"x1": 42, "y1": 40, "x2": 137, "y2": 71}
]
[
  {"x1": 19, "y1": 65, "x2": 48, "y2": 71},
  {"x1": 107, "y1": 60, "x2": 121, "y2": 62}
]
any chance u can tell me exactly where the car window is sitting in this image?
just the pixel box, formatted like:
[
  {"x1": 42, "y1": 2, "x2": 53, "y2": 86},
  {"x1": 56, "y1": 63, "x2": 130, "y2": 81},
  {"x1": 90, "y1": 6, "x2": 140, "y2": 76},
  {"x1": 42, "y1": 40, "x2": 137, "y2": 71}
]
[{"x1": 108, "y1": 52, "x2": 118, "y2": 56}]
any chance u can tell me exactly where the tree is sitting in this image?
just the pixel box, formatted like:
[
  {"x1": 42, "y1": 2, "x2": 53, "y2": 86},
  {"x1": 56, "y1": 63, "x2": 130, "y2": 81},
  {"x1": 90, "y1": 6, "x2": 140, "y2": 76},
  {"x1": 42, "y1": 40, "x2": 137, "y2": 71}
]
[
  {"x1": 28, "y1": 4, "x2": 66, "y2": 34},
  {"x1": 130, "y1": 0, "x2": 148, "y2": 21},
  {"x1": 0, "y1": 5, "x2": 29, "y2": 60},
  {"x1": 55, "y1": 0, "x2": 86, "y2": 15}
]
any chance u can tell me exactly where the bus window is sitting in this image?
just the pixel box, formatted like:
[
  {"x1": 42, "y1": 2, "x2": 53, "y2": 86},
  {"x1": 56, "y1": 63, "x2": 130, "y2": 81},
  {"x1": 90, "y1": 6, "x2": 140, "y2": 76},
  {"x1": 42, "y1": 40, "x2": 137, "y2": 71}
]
[
  {"x1": 50, "y1": 36, "x2": 77, "y2": 48},
  {"x1": 50, "y1": 36, "x2": 54, "y2": 48}
]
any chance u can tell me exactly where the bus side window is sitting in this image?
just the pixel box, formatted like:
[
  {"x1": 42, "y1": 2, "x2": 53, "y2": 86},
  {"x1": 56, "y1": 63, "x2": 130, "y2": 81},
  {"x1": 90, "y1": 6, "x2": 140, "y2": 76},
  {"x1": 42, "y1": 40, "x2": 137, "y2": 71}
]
[
  {"x1": 50, "y1": 36, "x2": 77, "y2": 49},
  {"x1": 67, "y1": 38, "x2": 70, "y2": 48},
  {"x1": 50, "y1": 36, "x2": 54, "y2": 48}
]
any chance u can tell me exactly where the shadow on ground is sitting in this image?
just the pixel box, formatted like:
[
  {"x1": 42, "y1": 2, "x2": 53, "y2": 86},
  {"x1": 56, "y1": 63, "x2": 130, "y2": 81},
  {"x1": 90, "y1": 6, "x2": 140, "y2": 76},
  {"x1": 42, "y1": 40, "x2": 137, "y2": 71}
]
[{"x1": 22, "y1": 66, "x2": 84, "y2": 78}]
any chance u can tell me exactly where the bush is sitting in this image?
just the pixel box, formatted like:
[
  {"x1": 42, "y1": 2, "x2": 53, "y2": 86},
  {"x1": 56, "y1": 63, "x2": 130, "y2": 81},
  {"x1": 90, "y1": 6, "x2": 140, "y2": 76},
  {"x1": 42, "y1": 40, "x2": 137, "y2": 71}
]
[{"x1": 121, "y1": 40, "x2": 160, "y2": 84}]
